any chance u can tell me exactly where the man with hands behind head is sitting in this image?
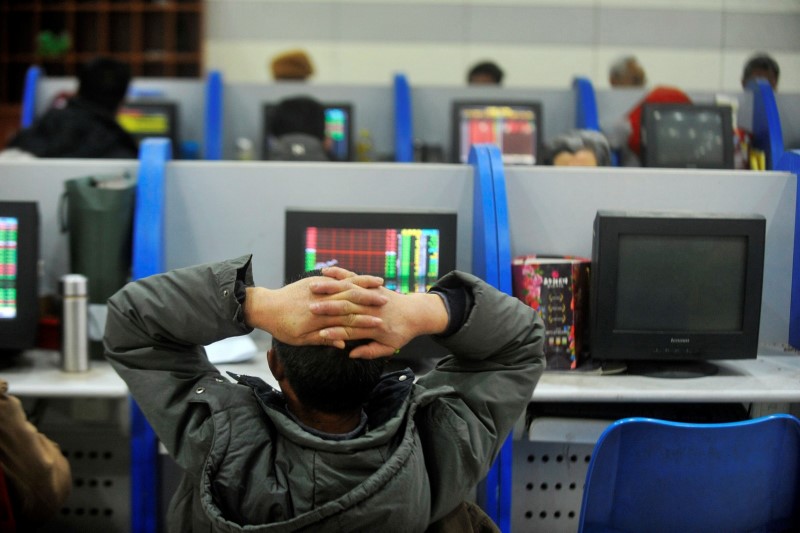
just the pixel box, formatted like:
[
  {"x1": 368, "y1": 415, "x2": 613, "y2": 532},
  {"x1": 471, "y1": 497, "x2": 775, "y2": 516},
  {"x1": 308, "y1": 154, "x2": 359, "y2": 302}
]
[{"x1": 104, "y1": 255, "x2": 545, "y2": 532}]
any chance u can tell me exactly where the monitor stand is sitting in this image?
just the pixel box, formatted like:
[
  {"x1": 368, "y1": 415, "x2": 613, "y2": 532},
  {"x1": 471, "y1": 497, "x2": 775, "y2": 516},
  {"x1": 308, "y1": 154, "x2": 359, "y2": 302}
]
[{"x1": 622, "y1": 360, "x2": 720, "y2": 379}]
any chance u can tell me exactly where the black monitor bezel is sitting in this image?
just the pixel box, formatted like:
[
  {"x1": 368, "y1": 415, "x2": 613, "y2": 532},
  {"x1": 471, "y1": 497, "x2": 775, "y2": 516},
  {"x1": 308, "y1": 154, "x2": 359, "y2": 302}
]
[
  {"x1": 589, "y1": 210, "x2": 765, "y2": 362},
  {"x1": 450, "y1": 100, "x2": 543, "y2": 165},
  {"x1": 284, "y1": 210, "x2": 457, "y2": 288},
  {"x1": 0, "y1": 201, "x2": 39, "y2": 353},
  {"x1": 640, "y1": 103, "x2": 735, "y2": 169},
  {"x1": 117, "y1": 100, "x2": 180, "y2": 158},
  {"x1": 262, "y1": 102, "x2": 355, "y2": 162}
]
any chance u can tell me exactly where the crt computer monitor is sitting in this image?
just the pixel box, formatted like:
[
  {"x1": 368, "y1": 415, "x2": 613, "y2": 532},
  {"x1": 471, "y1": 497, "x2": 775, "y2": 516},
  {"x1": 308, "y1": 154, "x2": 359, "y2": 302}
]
[
  {"x1": 451, "y1": 100, "x2": 543, "y2": 165},
  {"x1": 117, "y1": 101, "x2": 180, "y2": 157},
  {"x1": 285, "y1": 210, "x2": 456, "y2": 292},
  {"x1": 285, "y1": 210, "x2": 457, "y2": 365},
  {"x1": 640, "y1": 104, "x2": 734, "y2": 169},
  {"x1": 0, "y1": 202, "x2": 39, "y2": 355},
  {"x1": 590, "y1": 210, "x2": 765, "y2": 377},
  {"x1": 262, "y1": 103, "x2": 354, "y2": 162}
]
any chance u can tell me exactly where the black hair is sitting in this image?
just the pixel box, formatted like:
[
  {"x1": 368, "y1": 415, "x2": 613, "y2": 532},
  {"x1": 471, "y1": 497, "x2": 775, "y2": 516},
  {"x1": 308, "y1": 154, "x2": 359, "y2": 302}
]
[
  {"x1": 272, "y1": 269, "x2": 387, "y2": 414},
  {"x1": 273, "y1": 338, "x2": 387, "y2": 414},
  {"x1": 742, "y1": 53, "x2": 780, "y2": 84},
  {"x1": 268, "y1": 96, "x2": 326, "y2": 141},
  {"x1": 467, "y1": 61, "x2": 504, "y2": 85},
  {"x1": 77, "y1": 57, "x2": 132, "y2": 113}
]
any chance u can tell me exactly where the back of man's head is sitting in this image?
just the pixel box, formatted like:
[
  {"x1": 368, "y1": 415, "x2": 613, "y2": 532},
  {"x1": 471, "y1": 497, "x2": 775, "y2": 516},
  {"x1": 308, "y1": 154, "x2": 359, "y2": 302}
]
[
  {"x1": 271, "y1": 49, "x2": 314, "y2": 81},
  {"x1": 269, "y1": 96, "x2": 326, "y2": 141},
  {"x1": 742, "y1": 53, "x2": 780, "y2": 90},
  {"x1": 77, "y1": 57, "x2": 132, "y2": 113},
  {"x1": 273, "y1": 338, "x2": 387, "y2": 413},
  {"x1": 609, "y1": 56, "x2": 646, "y2": 87},
  {"x1": 467, "y1": 61, "x2": 504, "y2": 85}
]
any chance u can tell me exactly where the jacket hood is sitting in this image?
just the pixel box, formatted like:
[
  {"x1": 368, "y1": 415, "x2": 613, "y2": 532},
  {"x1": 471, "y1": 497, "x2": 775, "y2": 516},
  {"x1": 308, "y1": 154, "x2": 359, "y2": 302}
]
[
  {"x1": 203, "y1": 369, "x2": 434, "y2": 532},
  {"x1": 231, "y1": 369, "x2": 415, "y2": 451}
]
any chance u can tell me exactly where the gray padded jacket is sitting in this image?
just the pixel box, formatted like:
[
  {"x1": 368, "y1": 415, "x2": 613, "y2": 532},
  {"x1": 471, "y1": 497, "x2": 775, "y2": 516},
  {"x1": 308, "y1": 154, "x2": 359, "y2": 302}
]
[{"x1": 104, "y1": 256, "x2": 545, "y2": 532}]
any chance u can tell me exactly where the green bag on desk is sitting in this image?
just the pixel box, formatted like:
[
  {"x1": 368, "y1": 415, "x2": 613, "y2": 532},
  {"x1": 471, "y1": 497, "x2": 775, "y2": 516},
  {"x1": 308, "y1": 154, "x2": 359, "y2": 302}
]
[{"x1": 59, "y1": 173, "x2": 136, "y2": 304}]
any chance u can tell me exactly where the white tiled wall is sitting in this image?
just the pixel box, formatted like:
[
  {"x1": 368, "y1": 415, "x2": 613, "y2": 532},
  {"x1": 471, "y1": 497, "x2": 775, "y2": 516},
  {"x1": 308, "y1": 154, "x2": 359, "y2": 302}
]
[{"x1": 204, "y1": 0, "x2": 800, "y2": 92}]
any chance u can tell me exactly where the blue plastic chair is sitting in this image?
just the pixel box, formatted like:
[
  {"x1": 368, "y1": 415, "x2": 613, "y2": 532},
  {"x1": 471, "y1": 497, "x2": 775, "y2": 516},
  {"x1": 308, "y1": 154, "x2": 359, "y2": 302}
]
[{"x1": 577, "y1": 414, "x2": 800, "y2": 533}]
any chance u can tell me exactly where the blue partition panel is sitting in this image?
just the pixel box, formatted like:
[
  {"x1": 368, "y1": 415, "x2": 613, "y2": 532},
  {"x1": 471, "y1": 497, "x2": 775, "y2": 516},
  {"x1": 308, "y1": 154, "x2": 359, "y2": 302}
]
[
  {"x1": 470, "y1": 145, "x2": 498, "y2": 284},
  {"x1": 130, "y1": 138, "x2": 171, "y2": 533},
  {"x1": 487, "y1": 145, "x2": 513, "y2": 533},
  {"x1": 204, "y1": 70, "x2": 224, "y2": 160},
  {"x1": 469, "y1": 144, "x2": 500, "y2": 525},
  {"x1": 778, "y1": 150, "x2": 800, "y2": 348},
  {"x1": 133, "y1": 139, "x2": 170, "y2": 280},
  {"x1": 573, "y1": 77, "x2": 600, "y2": 131},
  {"x1": 469, "y1": 144, "x2": 513, "y2": 533},
  {"x1": 488, "y1": 147, "x2": 512, "y2": 296},
  {"x1": 749, "y1": 79, "x2": 785, "y2": 170},
  {"x1": 394, "y1": 73, "x2": 413, "y2": 163},
  {"x1": 21, "y1": 65, "x2": 42, "y2": 127}
]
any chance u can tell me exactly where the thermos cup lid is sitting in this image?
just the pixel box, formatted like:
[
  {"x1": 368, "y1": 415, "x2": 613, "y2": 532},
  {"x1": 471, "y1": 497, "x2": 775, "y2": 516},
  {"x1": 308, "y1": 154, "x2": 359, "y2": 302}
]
[{"x1": 60, "y1": 274, "x2": 88, "y2": 296}]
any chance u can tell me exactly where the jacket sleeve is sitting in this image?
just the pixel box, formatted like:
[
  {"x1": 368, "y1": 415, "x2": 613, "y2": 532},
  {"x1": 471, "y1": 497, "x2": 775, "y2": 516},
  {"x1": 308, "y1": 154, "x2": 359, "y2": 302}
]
[
  {"x1": 414, "y1": 271, "x2": 545, "y2": 522},
  {"x1": 103, "y1": 255, "x2": 255, "y2": 469},
  {"x1": 0, "y1": 381, "x2": 72, "y2": 529}
]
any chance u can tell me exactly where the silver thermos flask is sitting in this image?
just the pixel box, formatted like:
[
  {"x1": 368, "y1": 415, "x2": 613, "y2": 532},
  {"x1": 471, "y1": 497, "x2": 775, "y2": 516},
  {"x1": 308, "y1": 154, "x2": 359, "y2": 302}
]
[{"x1": 61, "y1": 274, "x2": 89, "y2": 372}]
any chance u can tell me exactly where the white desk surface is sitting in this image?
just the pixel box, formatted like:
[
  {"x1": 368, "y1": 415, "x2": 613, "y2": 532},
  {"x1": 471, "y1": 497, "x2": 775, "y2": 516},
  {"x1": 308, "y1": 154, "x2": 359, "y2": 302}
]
[
  {"x1": 0, "y1": 350, "x2": 279, "y2": 398},
  {"x1": 3, "y1": 350, "x2": 799, "y2": 404},
  {"x1": 534, "y1": 355, "x2": 800, "y2": 403},
  {"x1": 0, "y1": 350, "x2": 129, "y2": 398}
]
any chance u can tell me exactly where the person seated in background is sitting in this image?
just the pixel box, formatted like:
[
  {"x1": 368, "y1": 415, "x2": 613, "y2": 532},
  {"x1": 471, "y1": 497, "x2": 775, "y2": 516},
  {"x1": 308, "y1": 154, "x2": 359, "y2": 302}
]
[
  {"x1": 103, "y1": 257, "x2": 545, "y2": 532},
  {"x1": 3, "y1": 57, "x2": 138, "y2": 159},
  {"x1": 609, "y1": 55, "x2": 647, "y2": 88},
  {"x1": 271, "y1": 49, "x2": 315, "y2": 81},
  {"x1": 0, "y1": 380, "x2": 72, "y2": 531},
  {"x1": 741, "y1": 53, "x2": 780, "y2": 91},
  {"x1": 266, "y1": 95, "x2": 331, "y2": 161},
  {"x1": 544, "y1": 130, "x2": 611, "y2": 167},
  {"x1": 467, "y1": 61, "x2": 504, "y2": 85}
]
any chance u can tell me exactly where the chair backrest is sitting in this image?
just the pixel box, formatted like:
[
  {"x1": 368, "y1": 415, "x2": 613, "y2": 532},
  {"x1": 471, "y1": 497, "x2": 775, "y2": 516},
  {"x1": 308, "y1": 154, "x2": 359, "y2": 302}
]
[{"x1": 577, "y1": 414, "x2": 800, "y2": 533}]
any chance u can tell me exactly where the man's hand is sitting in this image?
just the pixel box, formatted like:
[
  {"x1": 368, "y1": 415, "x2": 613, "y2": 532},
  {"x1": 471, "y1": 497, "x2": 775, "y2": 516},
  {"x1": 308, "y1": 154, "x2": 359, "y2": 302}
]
[
  {"x1": 244, "y1": 270, "x2": 388, "y2": 349},
  {"x1": 313, "y1": 282, "x2": 450, "y2": 359}
]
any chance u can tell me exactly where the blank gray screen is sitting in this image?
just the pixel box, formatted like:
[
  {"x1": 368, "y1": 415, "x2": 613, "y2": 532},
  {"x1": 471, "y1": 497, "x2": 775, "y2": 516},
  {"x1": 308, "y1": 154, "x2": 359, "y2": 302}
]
[{"x1": 615, "y1": 235, "x2": 746, "y2": 332}]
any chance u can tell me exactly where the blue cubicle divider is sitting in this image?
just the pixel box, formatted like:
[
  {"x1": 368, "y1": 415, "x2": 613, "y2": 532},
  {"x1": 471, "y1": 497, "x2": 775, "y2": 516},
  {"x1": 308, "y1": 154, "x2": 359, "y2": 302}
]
[
  {"x1": 204, "y1": 70, "x2": 224, "y2": 160},
  {"x1": 21, "y1": 65, "x2": 42, "y2": 127},
  {"x1": 573, "y1": 77, "x2": 600, "y2": 131},
  {"x1": 394, "y1": 73, "x2": 414, "y2": 162},
  {"x1": 133, "y1": 139, "x2": 170, "y2": 280},
  {"x1": 470, "y1": 146, "x2": 499, "y2": 285},
  {"x1": 778, "y1": 150, "x2": 800, "y2": 348},
  {"x1": 468, "y1": 143, "x2": 513, "y2": 533},
  {"x1": 130, "y1": 138, "x2": 171, "y2": 533},
  {"x1": 749, "y1": 79, "x2": 785, "y2": 170}
]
